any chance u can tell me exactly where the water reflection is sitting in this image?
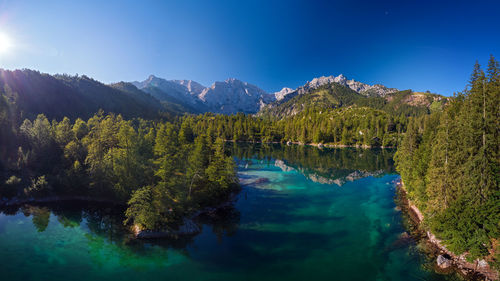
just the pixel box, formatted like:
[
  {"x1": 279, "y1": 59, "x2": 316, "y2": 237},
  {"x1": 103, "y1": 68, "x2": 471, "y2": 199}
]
[
  {"x1": 0, "y1": 144, "x2": 395, "y2": 252},
  {"x1": 229, "y1": 143, "x2": 395, "y2": 186},
  {"x1": 0, "y1": 145, "x2": 459, "y2": 281},
  {"x1": 0, "y1": 201, "x2": 241, "y2": 253}
]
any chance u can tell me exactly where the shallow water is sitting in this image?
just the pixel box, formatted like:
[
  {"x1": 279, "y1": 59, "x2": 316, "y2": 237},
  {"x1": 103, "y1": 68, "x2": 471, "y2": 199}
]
[{"x1": 0, "y1": 144, "x2": 460, "y2": 281}]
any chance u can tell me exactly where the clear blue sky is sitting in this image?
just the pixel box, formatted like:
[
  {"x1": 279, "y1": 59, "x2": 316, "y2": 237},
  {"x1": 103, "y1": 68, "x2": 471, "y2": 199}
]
[{"x1": 0, "y1": 0, "x2": 499, "y2": 95}]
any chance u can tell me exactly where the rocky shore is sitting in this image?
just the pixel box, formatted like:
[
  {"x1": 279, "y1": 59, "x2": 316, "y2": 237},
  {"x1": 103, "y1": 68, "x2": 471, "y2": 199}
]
[
  {"x1": 287, "y1": 141, "x2": 394, "y2": 149},
  {"x1": 396, "y1": 179, "x2": 499, "y2": 280},
  {"x1": 225, "y1": 139, "x2": 394, "y2": 149}
]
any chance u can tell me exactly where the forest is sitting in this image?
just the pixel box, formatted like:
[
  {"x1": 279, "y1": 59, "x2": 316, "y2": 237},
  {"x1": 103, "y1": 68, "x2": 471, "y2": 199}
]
[
  {"x1": 185, "y1": 107, "x2": 406, "y2": 147},
  {"x1": 184, "y1": 85, "x2": 444, "y2": 147},
  {"x1": 395, "y1": 56, "x2": 500, "y2": 268},
  {"x1": 0, "y1": 110, "x2": 238, "y2": 231}
]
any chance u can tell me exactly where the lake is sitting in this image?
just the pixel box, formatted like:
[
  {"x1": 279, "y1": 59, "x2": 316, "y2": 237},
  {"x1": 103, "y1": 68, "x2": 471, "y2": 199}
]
[{"x1": 0, "y1": 144, "x2": 460, "y2": 281}]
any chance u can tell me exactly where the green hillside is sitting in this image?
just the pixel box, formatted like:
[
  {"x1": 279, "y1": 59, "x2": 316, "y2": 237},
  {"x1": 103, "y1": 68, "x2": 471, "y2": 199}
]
[
  {"x1": 259, "y1": 83, "x2": 447, "y2": 119},
  {"x1": 0, "y1": 69, "x2": 179, "y2": 121}
]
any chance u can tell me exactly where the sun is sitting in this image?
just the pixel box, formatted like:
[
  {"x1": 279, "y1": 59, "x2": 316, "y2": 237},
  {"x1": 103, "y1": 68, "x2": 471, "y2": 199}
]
[{"x1": 0, "y1": 32, "x2": 13, "y2": 55}]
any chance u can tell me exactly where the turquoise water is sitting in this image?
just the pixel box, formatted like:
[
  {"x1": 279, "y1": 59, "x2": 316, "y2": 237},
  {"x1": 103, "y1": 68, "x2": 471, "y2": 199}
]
[{"x1": 0, "y1": 145, "x2": 460, "y2": 281}]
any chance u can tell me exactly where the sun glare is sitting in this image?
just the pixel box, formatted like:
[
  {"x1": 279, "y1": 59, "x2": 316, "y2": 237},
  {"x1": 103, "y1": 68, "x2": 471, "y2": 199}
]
[{"x1": 0, "y1": 32, "x2": 13, "y2": 55}]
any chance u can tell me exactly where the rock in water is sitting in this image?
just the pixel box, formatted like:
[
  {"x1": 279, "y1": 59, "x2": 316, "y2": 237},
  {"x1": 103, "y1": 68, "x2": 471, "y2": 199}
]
[{"x1": 437, "y1": 254, "x2": 452, "y2": 269}]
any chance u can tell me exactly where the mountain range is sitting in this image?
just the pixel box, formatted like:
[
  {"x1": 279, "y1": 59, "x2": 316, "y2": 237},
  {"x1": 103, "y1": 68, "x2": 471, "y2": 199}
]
[
  {"x1": 133, "y1": 75, "x2": 276, "y2": 114},
  {"x1": 132, "y1": 74, "x2": 402, "y2": 115},
  {"x1": 0, "y1": 69, "x2": 444, "y2": 121}
]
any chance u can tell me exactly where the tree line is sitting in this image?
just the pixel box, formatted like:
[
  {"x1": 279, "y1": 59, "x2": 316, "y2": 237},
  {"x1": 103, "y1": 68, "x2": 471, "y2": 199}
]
[
  {"x1": 395, "y1": 56, "x2": 500, "y2": 268},
  {"x1": 184, "y1": 106, "x2": 409, "y2": 147}
]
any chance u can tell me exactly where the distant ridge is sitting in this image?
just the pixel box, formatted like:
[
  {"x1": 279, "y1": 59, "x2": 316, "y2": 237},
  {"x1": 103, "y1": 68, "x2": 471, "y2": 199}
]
[
  {"x1": 272, "y1": 74, "x2": 399, "y2": 102},
  {"x1": 133, "y1": 76, "x2": 274, "y2": 114},
  {"x1": 0, "y1": 68, "x2": 440, "y2": 120},
  {"x1": 132, "y1": 73, "x2": 399, "y2": 115},
  {"x1": 0, "y1": 69, "x2": 169, "y2": 120}
]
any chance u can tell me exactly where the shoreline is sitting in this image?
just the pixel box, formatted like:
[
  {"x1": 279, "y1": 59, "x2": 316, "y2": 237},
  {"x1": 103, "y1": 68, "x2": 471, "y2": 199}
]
[
  {"x1": 225, "y1": 139, "x2": 395, "y2": 149},
  {"x1": 396, "y1": 179, "x2": 499, "y2": 280}
]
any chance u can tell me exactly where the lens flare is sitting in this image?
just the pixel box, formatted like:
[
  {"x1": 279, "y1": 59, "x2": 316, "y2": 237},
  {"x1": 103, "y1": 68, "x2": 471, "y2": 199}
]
[{"x1": 0, "y1": 32, "x2": 13, "y2": 55}]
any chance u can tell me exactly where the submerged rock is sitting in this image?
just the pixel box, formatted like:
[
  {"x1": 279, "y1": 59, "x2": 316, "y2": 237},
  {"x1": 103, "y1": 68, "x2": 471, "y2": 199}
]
[
  {"x1": 386, "y1": 232, "x2": 413, "y2": 252},
  {"x1": 254, "y1": 178, "x2": 270, "y2": 185},
  {"x1": 400, "y1": 232, "x2": 410, "y2": 239},
  {"x1": 437, "y1": 254, "x2": 452, "y2": 269},
  {"x1": 240, "y1": 177, "x2": 270, "y2": 186}
]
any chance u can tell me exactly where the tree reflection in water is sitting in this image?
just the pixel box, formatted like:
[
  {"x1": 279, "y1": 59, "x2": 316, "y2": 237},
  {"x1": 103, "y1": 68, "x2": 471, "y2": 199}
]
[
  {"x1": 229, "y1": 143, "x2": 395, "y2": 186},
  {"x1": 0, "y1": 200, "x2": 242, "y2": 258}
]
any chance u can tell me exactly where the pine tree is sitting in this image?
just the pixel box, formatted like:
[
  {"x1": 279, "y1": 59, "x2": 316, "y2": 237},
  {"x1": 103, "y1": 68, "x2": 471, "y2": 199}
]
[
  {"x1": 54, "y1": 117, "x2": 74, "y2": 147},
  {"x1": 426, "y1": 112, "x2": 451, "y2": 212},
  {"x1": 178, "y1": 120, "x2": 194, "y2": 144},
  {"x1": 206, "y1": 138, "x2": 231, "y2": 192},
  {"x1": 154, "y1": 123, "x2": 182, "y2": 191},
  {"x1": 186, "y1": 134, "x2": 210, "y2": 200}
]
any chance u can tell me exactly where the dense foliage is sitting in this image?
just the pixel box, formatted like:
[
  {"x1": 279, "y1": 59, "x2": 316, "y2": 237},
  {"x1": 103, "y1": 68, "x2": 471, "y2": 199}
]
[
  {"x1": 395, "y1": 56, "x2": 500, "y2": 267},
  {"x1": 185, "y1": 106, "x2": 407, "y2": 147},
  {"x1": 0, "y1": 112, "x2": 238, "y2": 231}
]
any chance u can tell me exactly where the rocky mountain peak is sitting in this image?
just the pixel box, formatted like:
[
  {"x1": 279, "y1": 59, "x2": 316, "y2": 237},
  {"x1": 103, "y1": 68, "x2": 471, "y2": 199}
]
[
  {"x1": 198, "y1": 78, "x2": 274, "y2": 113},
  {"x1": 334, "y1": 74, "x2": 347, "y2": 83},
  {"x1": 304, "y1": 74, "x2": 397, "y2": 97},
  {"x1": 172, "y1": 79, "x2": 205, "y2": 96},
  {"x1": 274, "y1": 87, "x2": 295, "y2": 101},
  {"x1": 146, "y1": 74, "x2": 159, "y2": 82},
  {"x1": 307, "y1": 74, "x2": 348, "y2": 89},
  {"x1": 225, "y1": 77, "x2": 241, "y2": 83}
]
